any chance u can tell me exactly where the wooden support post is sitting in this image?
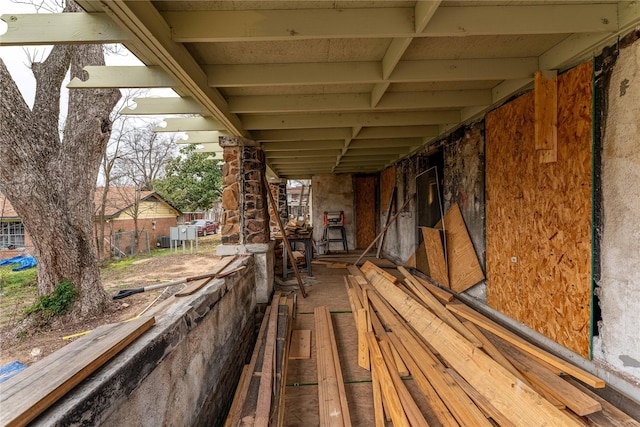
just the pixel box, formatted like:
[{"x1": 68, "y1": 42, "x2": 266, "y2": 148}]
[{"x1": 263, "y1": 175, "x2": 307, "y2": 298}]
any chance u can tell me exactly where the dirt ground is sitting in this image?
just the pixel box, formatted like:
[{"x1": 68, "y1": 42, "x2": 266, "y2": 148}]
[{"x1": 0, "y1": 235, "x2": 223, "y2": 367}]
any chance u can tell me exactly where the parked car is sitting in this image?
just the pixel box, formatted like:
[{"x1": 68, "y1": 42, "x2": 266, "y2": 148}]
[{"x1": 189, "y1": 220, "x2": 219, "y2": 236}]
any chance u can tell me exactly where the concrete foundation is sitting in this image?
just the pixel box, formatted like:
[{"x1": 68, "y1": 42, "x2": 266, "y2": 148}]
[
  {"x1": 31, "y1": 256, "x2": 257, "y2": 426},
  {"x1": 216, "y1": 242, "x2": 274, "y2": 304},
  {"x1": 594, "y1": 32, "x2": 640, "y2": 388}
]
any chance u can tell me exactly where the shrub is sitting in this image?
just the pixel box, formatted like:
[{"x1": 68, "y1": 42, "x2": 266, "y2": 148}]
[{"x1": 24, "y1": 280, "x2": 78, "y2": 319}]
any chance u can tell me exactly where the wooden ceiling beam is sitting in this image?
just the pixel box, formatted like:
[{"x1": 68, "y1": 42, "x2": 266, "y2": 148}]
[
  {"x1": 0, "y1": 12, "x2": 130, "y2": 45},
  {"x1": 154, "y1": 117, "x2": 224, "y2": 132},
  {"x1": 261, "y1": 141, "x2": 346, "y2": 151},
  {"x1": 206, "y1": 58, "x2": 536, "y2": 87},
  {"x1": 228, "y1": 90, "x2": 490, "y2": 114},
  {"x1": 253, "y1": 128, "x2": 351, "y2": 142},
  {"x1": 242, "y1": 111, "x2": 459, "y2": 130},
  {"x1": 121, "y1": 97, "x2": 206, "y2": 115},
  {"x1": 157, "y1": 4, "x2": 617, "y2": 43},
  {"x1": 67, "y1": 65, "x2": 178, "y2": 88}
]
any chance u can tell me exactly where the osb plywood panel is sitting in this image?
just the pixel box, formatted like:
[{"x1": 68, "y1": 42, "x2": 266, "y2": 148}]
[
  {"x1": 485, "y1": 61, "x2": 593, "y2": 358},
  {"x1": 379, "y1": 166, "x2": 396, "y2": 215},
  {"x1": 355, "y1": 176, "x2": 377, "y2": 249},
  {"x1": 443, "y1": 203, "x2": 484, "y2": 292},
  {"x1": 421, "y1": 227, "x2": 449, "y2": 287}
]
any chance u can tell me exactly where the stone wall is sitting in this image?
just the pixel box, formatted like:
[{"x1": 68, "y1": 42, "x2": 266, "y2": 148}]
[
  {"x1": 219, "y1": 137, "x2": 269, "y2": 246},
  {"x1": 32, "y1": 256, "x2": 257, "y2": 426},
  {"x1": 268, "y1": 178, "x2": 288, "y2": 237}
]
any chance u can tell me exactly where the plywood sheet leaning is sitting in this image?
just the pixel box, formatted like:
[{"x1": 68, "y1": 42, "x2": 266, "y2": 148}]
[
  {"x1": 0, "y1": 316, "x2": 155, "y2": 427},
  {"x1": 442, "y1": 203, "x2": 484, "y2": 293},
  {"x1": 362, "y1": 264, "x2": 582, "y2": 427},
  {"x1": 420, "y1": 227, "x2": 449, "y2": 287},
  {"x1": 485, "y1": 61, "x2": 593, "y2": 357},
  {"x1": 355, "y1": 176, "x2": 377, "y2": 249}
]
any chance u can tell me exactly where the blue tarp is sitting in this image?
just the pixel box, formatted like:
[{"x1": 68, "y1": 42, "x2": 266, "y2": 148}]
[
  {"x1": 0, "y1": 361, "x2": 27, "y2": 383},
  {"x1": 0, "y1": 255, "x2": 37, "y2": 271}
]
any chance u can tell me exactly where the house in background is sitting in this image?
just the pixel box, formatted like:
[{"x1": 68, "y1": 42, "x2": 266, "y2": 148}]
[
  {"x1": 95, "y1": 186, "x2": 181, "y2": 257},
  {"x1": 0, "y1": 188, "x2": 181, "y2": 262},
  {"x1": 0, "y1": 193, "x2": 33, "y2": 261}
]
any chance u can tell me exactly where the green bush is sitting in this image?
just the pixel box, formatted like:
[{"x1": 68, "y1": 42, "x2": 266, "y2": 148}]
[{"x1": 24, "y1": 280, "x2": 78, "y2": 318}]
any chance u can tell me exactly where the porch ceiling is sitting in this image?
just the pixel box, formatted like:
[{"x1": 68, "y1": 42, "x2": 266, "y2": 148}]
[{"x1": 3, "y1": 1, "x2": 639, "y2": 178}]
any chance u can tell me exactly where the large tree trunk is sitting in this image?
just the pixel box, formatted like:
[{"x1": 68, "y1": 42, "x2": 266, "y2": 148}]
[{"x1": 0, "y1": 1, "x2": 121, "y2": 318}]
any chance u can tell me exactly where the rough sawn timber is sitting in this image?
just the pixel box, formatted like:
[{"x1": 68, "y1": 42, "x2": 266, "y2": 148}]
[{"x1": 362, "y1": 263, "x2": 581, "y2": 427}]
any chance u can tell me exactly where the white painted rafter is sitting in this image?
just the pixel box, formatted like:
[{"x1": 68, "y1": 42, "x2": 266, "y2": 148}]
[
  {"x1": 206, "y1": 58, "x2": 536, "y2": 87},
  {"x1": 121, "y1": 97, "x2": 206, "y2": 115},
  {"x1": 0, "y1": 12, "x2": 130, "y2": 45},
  {"x1": 242, "y1": 111, "x2": 460, "y2": 130},
  {"x1": 67, "y1": 66, "x2": 178, "y2": 88},
  {"x1": 84, "y1": 0, "x2": 247, "y2": 136},
  {"x1": 154, "y1": 117, "x2": 224, "y2": 132}
]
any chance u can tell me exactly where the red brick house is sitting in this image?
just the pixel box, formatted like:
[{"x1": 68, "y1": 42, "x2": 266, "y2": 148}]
[{"x1": 0, "y1": 188, "x2": 181, "y2": 261}]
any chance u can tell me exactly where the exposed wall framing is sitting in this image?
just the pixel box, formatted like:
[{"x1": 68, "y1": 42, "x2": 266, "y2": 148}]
[{"x1": 485, "y1": 62, "x2": 593, "y2": 358}]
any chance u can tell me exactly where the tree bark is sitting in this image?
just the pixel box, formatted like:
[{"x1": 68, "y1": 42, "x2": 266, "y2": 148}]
[{"x1": 0, "y1": 1, "x2": 121, "y2": 318}]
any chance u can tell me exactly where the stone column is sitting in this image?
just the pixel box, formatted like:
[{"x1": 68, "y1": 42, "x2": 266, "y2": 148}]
[
  {"x1": 218, "y1": 136, "x2": 274, "y2": 303},
  {"x1": 268, "y1": 178, "x2": 288, "y2": 237}
]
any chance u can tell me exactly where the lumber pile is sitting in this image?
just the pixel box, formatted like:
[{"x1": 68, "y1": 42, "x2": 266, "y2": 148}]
[
  {"x1": 225, "y1": 292, "x2": 294, "y2": 427},
  {"x1": 344, "y1": 262, "x2": 639, "y2": 427}
]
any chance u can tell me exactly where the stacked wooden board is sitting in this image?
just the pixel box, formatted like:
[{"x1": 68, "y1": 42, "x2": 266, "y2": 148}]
[
  {"x1": 225, "y1": 293, "x2": 294, "y2": 427},
  {"x1": 0, "y1": 316, "x2": 155, "y2": 427},
  {"x1": 343, "y1": 261, "x2": 640, "y2": 427}
]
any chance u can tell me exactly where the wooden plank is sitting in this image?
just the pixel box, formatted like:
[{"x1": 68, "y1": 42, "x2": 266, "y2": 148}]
[
  {"x1": 443, "y1": 203, "x2": 485, "y2": 293},
  {"x1": 361, "y1": 261, "x2": 398, "y2": 285},
  {"x1": 462, "y1": 321, "x2": 528, "y2": 384},
  {"x1": 275, "y1": 303, "x2": 291, "y2": 426},
  {"x1": 385, "y1": 333, "x2": 460, "y2": 427},
  {"x1": 263, "y1": 175, "x2": 306, "y2": 298},
  {"x1": 411, "y1": 273, "x2": 454, "y2": 303},
  {"x1": 397, "y1": 265, "x2": 481, "y2": 347},
  {"x1": 174, "y1": 255, "x2": 238, "y2": 297},
  {"x1": 564, "y1": 378, "x2": 640, "y2": 427},
  {"x1": 254, "y1": 293, "x2": 282, "y2": 425},
  {"x1": 446, "y1": 300, "x2": 605, "y2": 389},
  {"x1": 446, "y1": 368, "x2": 515, "y2": 427},
  {"x1": 370, "y1": 362, "x2": 386, "y2": 427},
  {"x1": 376, "y1": 186, "x2": 396, "y2": 258},
  {"x1": 414, "y1": 240, "x2": 431, "y2": 275},
  {"x1": 0, "y1": 317, "x2": 155, "y2": 427},
  {"x1": 421, "y1": 227, "x2": 449, "y2": 287},
  {"x1": 364, "y1": 267, "x2": 581, "y2": 426},
  {"x1": 357, "y1": 308, "x2": 370, "y2": 371},
  {"x1": 493, "y1": 339, "x2": 601, "y2": 416},
  {"x1": 365, "y1": 332, "x2": 410, "y2": 427},
  {"x1": 534, "y1": 70, "x2": 558, "y2": 163},
  {"x1": 389, "y1": 343, "x2": 409, "y2": 377},
  {"x1": 289, "y1": 330, "x2": 311, "y2": 360},
  {"x1": 315, "y1": 306, "x2": 351, "y2": 427},
  {"x1": 327, "y1": 263, "x2": 349, "y2": 269},
  {"x1": 227, "y1": 305, "x2": 272, "y2": 427},
  {"x1": 366, "y1": 289, "x2": 492, "y2": 427},
  {"x1": 378, "y1": 340, "x2": 429, "y2": 427}
]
